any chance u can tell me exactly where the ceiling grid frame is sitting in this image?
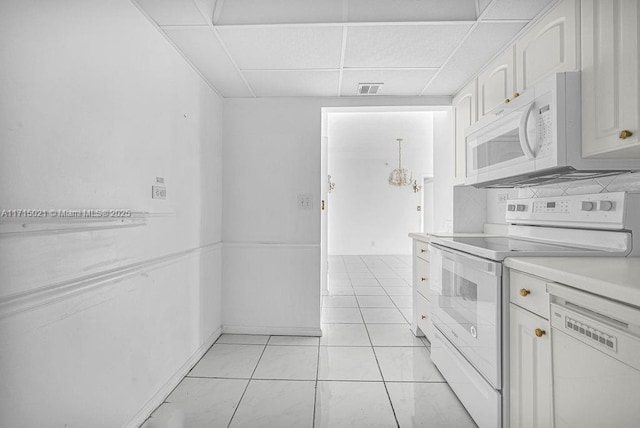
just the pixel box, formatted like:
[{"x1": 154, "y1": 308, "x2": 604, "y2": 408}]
[
  {"x1": 192, "y1": 0, "x2": 257, "y2": 97},
  {"x1": 129, "y1": 0, "x2": 223, "y2": 97},
  {"x1": 133, "y1": 0, "x2": 560, "y2": 98}
]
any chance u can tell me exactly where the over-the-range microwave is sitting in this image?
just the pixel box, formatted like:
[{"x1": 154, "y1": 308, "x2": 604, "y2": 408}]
[{"x1": 464, "y1": 72, "x2": 640, "y2": 188}]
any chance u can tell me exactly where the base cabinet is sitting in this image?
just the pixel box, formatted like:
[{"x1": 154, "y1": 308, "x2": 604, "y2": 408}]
[
  {"x1": 509, "y1": 271, "x2": 553, "y2": 428},
  {"x1": 411, "y1": 238, "x2": 432, "y2": 342}
]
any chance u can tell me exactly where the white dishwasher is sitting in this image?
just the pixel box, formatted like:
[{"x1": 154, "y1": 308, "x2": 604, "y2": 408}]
[{"x1": 548, "y1": 283, "x2": 640, "y2": 428}]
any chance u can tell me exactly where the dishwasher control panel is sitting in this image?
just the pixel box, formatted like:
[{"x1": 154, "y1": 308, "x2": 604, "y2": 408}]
[{"x1": 566, "y1": 316, "x2": 617, "y2": 352}]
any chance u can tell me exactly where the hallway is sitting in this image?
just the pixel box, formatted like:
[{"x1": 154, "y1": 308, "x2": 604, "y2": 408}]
[{"x1": 144, "y1": 255, "x2": 475, "y2": 427}]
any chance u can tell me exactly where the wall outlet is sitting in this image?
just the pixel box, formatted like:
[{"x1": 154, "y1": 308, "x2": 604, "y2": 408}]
[
  {"x1": 297, "y1": 194, "x2": 313, "y2": 210},
  {"x1": 498, "y1": 193, "x2": 509, "y2": 203},
  {"x1": 152, "y1": 186, "x2": 166, "y2": 200}
]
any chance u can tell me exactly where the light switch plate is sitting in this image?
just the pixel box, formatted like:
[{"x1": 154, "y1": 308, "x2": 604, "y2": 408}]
[{"x1": 297, "y1": 194, "x2": 313, "y2": 210}]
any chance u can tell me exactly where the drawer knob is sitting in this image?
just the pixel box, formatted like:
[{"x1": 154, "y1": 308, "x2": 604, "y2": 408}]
[
  {"x1": 513, "y1": 92, "x2": 520, "y2": 98},
  {"x1": 505, "y1": 98, "x2": 510, "y2": 104},
  {"x1": 534, "y1": 328, "x2": 546, "y2": 338},
  {"x1": 420, "y1": 249, "x2": 426, "y2": 253},
  {"x1": 619, "y1": 130, "x2": 633, "y2": 139},
  {"x1": 421, "y1": 315, "x2": 426, "y2": 320},
  {"x1": 420, "y1": 277, "x2": 427, "y2": 282},
  {"x1": 520, "y1": 288, "x2": 530, "y2": 297}
]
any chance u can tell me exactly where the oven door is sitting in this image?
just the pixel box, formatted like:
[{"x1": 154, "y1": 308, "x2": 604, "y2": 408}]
[{"x1": 429, "y1": 244, "x2": 502, "y2": 388}]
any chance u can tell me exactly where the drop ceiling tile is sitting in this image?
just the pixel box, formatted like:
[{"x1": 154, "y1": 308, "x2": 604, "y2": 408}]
[
  {"x1": 482, "y1": 0, "x2": 555, "y2": 20},
  {"x1": 344, "y1": 24, "x2": 472, "y2": 68},
  {"x1": 218, "y1": 26, "x2": 343, "y2": 70},
  {"x1": 135, "y1": 0, "x2": 207, "y2": 26},
  {"x1": 243, "y1": 70, "x2": 339, "y2": 97},
  {"x1": 216, "y1": 0, "x2": 343, "y2": 24},
  {"x1": 163, "y1": 27, "x2": 252, "y2": 97},
  {"x1": 422, "y1": 22, "x2": 526, "y2": 95},
  {"x1": 340, "y1": 69, "x2": 437, "y2": 96},
  {"x1": 348, "y1": 0, "x2": 477, "y2": 22}
]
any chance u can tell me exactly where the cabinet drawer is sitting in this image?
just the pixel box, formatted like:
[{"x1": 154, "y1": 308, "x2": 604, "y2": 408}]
[
  {"x1": 416, "y1": 292, "x2": 433, "y2": 342},
  {"x1": 415, "y1": 257, "x2": 430, "y2": 299},
  {"x1": 509, "y1": 270, "x2": 549, "y2": 319},
  {"x1": 415, "y1": 240, "x2": 430, "y2": 262}
]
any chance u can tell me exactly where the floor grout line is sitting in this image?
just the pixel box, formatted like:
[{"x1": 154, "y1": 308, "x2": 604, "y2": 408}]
[
  {"x1": 353, "y1": 257, "x2": 401, "y2": 428},
  {"x1": 311, "y1": 325, "x2": 321, "y2": 428},
  {"x1": 225, "y1": 340, "x2": 270, "y2": 428}
]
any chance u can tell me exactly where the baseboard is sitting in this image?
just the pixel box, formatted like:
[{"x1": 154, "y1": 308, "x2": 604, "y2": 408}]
[
  {"x1": 222, "y1": 325, "x2": 322, "y2": 337},
  {"x1": 126, "y1": 326, "x2": 222, "y2": 428}
]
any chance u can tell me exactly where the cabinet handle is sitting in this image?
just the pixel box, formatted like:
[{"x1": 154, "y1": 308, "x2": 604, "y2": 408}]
[
  {"x1": 421, "y1": 315, "x2": 426, "y2": 320},
  {"x1": 420, "y1": 277, "x2": 427, "y2": 282},
  {"x1": 619, "y1": 130, "x2": 633, "y2": 139},
  {"x1": 505, "y1": 98, "x2": 510, "y2": 104},
  {"x1": 534, "y1": 328, "x2": 546, "y2": 338},
  {"x1": 520, "y1": 288, "x2": 530, "y2": 297},
  {"x1": 420, "y1": 249, "x2": 426, "y2": 253},
  {"x1": 513, "y1": 92, "x2": 520, "y2": 98}
]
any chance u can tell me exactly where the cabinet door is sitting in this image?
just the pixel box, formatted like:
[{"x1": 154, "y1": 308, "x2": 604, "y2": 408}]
[
  {"x1": 515, "y1": 0, "x2": 579, "y2": 93},
  {"x1": 510, "y1": 304, "x2": 553, "y2": 428},
  {"x1": 478, "y1": 47, "x2": 516, "y2": 119},
  {"x1": 582, "y1": 0, "x2": 640, "y2": 158},
  {"x1": 452, "y1": 79, "x2": 477, "y2": 184}
]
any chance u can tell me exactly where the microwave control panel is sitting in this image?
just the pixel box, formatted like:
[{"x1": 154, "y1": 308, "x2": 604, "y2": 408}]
[{"x1": 537, "y1": 104, "x2": 553, "y2": 156}]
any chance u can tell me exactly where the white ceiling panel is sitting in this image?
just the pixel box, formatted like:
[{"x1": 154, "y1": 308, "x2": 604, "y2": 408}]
[
  {"x1": 344, "y1": 24, "x2": 472, "y2": 68},
  {"x1": 163, "y1": 27, "x2": 252, "y2": 97},
  {"x1": 422, "y1": 22, "x2": 526, "y2": 95},
  {"x1": 135, "y1": 0, "x2": 207, "y2": 26},
  {"x1": 243, "y1": 70, "x2": 340, "y2": 97},
  {"x1": 483, "y1": 0, "x2": 556, "y2": 20},
  {"x1": 218, "y1": 26, "x2": 344, "y2": 70},
  {"x1": 216, "y1": 0, "x2": 343, "y2": 25},
  {"x1": 348, "y1": 0, "x2": 477, "y2": 22},
  {"x1": 340, "y1": 69, "x2": 437, "y2": 96}
]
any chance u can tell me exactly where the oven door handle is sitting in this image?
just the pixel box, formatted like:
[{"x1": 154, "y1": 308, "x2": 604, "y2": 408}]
[{"x1": 430, "y1": 243, "x2": 502, "y2": 277}]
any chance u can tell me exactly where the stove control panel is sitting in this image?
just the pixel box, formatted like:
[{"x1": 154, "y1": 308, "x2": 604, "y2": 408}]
[
  {"x1": 506, "y1": 192, "x2": 634, "y2": 229},
  {"x1": 533, "y1": 200, "x2": 570, "y2": 213}
]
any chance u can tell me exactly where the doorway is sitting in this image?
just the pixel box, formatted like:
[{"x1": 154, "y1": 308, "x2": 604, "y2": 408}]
[{"x1": 320, "y1": 106, "x2": 437, "y2": 296}]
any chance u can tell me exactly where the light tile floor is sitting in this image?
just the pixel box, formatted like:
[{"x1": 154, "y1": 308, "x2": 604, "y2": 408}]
[{"x1": 143, "y1": 255, "x2": 476, "y2": 428}]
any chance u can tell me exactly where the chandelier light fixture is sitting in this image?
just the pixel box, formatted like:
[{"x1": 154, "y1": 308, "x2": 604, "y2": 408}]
[{"x1": 388, "y1": 138, "x2": 413, "y2": 187}]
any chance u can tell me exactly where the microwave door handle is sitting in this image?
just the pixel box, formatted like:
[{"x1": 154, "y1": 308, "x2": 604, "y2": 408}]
[{"x1": 518, "y1": 102, "x2": 536, "y2": 159}]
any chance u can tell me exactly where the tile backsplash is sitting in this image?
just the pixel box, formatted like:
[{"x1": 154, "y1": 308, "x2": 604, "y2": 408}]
[{"x1": 516, "y1": 171, "x2": 640, "y2": 198}]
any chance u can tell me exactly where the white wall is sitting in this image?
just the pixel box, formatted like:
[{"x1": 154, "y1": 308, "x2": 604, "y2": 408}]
[
  {"x1": 327, "y1": 112, "x2": 433, "y2": 255},
  {"x1": 432, "y1": 110, "x2": 456, "y2": 232},
  {"x1": 0, "y1": 1, "x2": 223, "y2": 426},
  {"x1": 222, "y1": 97, "x2": 448, "y2": 334}
]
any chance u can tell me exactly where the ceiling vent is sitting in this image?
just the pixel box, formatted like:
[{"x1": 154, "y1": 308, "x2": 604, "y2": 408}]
[{"x1": 357, "y1": 83, "x2": 383, "y2": 95}]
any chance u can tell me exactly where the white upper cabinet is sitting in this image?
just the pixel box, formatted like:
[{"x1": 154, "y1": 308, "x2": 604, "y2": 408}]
[
  {"x1": 515, "y1": 0, "x2": 580, "y2": 93},
  {"x1": 581, "y1": 0, "x2": 640, "y2": 158},
  {"x1": 478, "y1": 46, "x2": 516, "y2": 119},
  {"x1": 452, "y1": 79, "x2": 477, "y2": 183}
]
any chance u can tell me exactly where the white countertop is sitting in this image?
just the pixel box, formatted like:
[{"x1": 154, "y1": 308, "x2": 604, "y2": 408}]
[
  {"x1": 504, "y1": 257, "x2": 640, "y2": 308},
  {"x1": 408, "y1": 232, "x2": 495, "y2": 243}
]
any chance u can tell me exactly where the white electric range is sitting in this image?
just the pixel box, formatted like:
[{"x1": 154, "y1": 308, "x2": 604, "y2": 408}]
[{"x1": 427, "y1": 191, "x2": 640, "y2": 428}]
